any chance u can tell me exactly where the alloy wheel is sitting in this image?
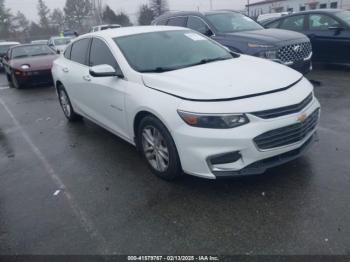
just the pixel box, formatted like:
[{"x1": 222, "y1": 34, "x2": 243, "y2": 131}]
[
  {"x1": 142, "y1": 126, "x2": 169, "y2": 172},
  {"x1": 59, "y1": 90, "x2": 71, "y2": 118}
]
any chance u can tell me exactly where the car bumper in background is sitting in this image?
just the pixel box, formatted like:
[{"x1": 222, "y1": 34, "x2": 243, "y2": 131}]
[
  {"x1": 174, "y1": 98, "x2": 321, "y2": 179},
  {"x1": 15, "y1": 69, "x2": 53, "y2": 86},
  {"x1": 289, "y1": 59, "x2": 312, "y2": 75}
]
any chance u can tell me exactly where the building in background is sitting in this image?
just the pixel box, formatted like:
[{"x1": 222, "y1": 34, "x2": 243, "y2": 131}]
[{"x1": 247, "y1": 0, "x2": 350, "y2": 18}]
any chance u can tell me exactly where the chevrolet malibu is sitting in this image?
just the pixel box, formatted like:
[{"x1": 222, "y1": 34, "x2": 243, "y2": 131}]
[{"x1": 52, "y1": 26, "x2": 320, "y2": 180}]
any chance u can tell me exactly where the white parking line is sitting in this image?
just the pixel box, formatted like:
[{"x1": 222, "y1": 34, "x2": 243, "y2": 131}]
[
  {"x1": 0, "y1": 86, "x2": 9, "y2": 90},
  {"x1": 0, "y1": 97, "x2": 112, "y2": 255}
]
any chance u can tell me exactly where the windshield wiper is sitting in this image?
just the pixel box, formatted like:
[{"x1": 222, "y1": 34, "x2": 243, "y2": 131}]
[
  {"x1": 191, "y1": 56, "x2": 232, "y2": 67},
  {"x1": 140, "y1": 66, "x2": 177, "y2": 73}
]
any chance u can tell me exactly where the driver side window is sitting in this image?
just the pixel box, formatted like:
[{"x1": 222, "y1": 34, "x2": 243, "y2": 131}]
[
  {"x1": 89, "y1": 38, "x2": 122, "y2": 73},
  {"x1": 309, "y1": 14, "x2": 339, "y2": 30}
]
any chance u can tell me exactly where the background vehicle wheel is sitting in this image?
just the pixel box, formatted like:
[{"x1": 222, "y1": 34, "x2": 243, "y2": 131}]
[
  {"x1": 11, "y1": 72, "x2": 22, "y2": 89},
  {"x1": 6, "y1": 73, "x2": 14, "y2": 88},
  {"x1": 137, "y1": 115, "x2": 182, "y2": 180},
  {"x1": 58, "y1": 86, "x2": 82, "y2": 121}
]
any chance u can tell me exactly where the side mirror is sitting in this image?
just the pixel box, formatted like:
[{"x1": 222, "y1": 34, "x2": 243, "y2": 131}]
[
  {"x1": 204, "y1": 29, "x2": 214, "y2": 37},
  {"x1": 3, "y1": 55, "x2": 8, "y2": 61},
  {"x1": 89, "y1": 64, "x2": 123, "y2": 78}
]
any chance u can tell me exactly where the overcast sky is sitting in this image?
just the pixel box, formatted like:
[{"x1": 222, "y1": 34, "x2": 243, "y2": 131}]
[{"x1": 6, "y1": 0, "x2": 260, "y2": 22}]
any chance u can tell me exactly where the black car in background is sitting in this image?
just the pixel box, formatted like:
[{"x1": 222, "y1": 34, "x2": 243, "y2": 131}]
[
  {"x1": 264, "y1": 9, "x2": 350, "y2": 64},
  {"x1": 153, "y1": 11, "x2": 313, "y2": 74},
  {"x1": 0, "y1": 41, "x2": 20, "y2": 70}
]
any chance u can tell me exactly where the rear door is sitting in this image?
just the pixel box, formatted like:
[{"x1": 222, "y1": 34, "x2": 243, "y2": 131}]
[
  {"x1": 305, "y1": 13, "x2": 349, "y2": 62},
  {"x1": 63, "y1": 38, "x2": 91, "y2": 114}
]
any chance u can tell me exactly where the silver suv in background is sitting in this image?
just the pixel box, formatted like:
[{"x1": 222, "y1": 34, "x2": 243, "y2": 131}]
[{"x1": 91, "y1": 24, "x2": 121, "y2": 32}]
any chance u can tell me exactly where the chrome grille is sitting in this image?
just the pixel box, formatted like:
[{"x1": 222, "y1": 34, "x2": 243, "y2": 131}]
[
  {"x1": 277, "y1": 42, "x2": 312, "y2": 63},
  {"x1": 254, "y1": 109, "x2": 319, "y2": 150},
  {"x1": 251, "y1": 93, "x2": 313, "y2": 119}
]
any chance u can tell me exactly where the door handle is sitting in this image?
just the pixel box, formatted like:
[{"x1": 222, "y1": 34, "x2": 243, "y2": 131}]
[
  {"x1": 62, "y1": 67, "x2": 69, "y2": 73},
  {"x1": 83, "y1": 75, "x2": 91, "y2": 82}
]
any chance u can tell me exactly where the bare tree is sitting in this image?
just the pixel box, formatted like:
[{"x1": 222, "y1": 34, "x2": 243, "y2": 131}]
[
  {"x1": 50, "y1": 8, "x2": 65, "y2": 32},
  {"x1": 64, "y1": 0, "x2": 93, "y2": 32}
]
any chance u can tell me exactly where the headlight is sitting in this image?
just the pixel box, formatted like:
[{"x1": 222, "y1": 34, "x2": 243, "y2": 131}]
[
  {"x1": 259, "y1": 50, "x2": 278, "y2": 60},
  {"x1": 20, "y1": 64, "x2": 30, "y2": 70},
  {"x1": 177, "y1": 110, "x2": 249, "y2": 129},
  {"x1": 248, "y1": 43, "x2": 274, "y2": 48}
]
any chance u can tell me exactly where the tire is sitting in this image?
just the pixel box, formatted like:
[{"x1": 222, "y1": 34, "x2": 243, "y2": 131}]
[
  {"x1": 11, "y1": 72, "x2": 23, "y2": 89},
  {"x1": 57, "y1": 86, "x2": 82, "y2": 121},
  {"x1": 6, "y1": 73, "x2": 14, "y2": 88},
  {"x1": 137, "y1": 115, "x2": 182, "y2": 180}
]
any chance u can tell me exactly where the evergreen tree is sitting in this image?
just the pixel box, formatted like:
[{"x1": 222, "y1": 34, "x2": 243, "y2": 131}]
[
  {"x1": 0, "y1": 0, "x2": 12, "y2": 39},
  {"x1": 37, "y1": 0, "x2": 50, "y2": 30},
  {"x1": 138, "y1": 4, "x2": 154, "y2": 25},
  {"x1": 150, "y1": 0, "x2": 169, "y2": 18}
]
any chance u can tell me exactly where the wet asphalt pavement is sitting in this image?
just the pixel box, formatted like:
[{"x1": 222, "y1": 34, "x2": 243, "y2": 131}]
[{"x1": 0, "y1": 65, "x2": 350, "y2": 255}]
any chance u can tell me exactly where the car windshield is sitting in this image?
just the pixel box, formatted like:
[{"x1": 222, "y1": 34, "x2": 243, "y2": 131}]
[
  {"x1": 335, "y1": 11, "x2": 350, "y2": 26},
  {"x1": 54, "y1": 38, "x2": 71, "y2": 46},
  {"x1": 11, "y1": 45, "x2": 55, "y2": 59},
  {"x1": 114, "y1": 30, "x2": 233, "y2": 73},
  {"x1": 206, "y1": 12, "x2": 264, "y2": 33}
]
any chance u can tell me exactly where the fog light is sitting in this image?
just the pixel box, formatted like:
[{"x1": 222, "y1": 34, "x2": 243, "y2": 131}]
[{"x1": 209, "y1": 151, "x2": 241, "y2": 165}]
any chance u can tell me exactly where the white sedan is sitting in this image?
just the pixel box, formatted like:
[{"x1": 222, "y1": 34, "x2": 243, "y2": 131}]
[{"x1": 52, "y1": 26, "x2": 320, "y2": 180}]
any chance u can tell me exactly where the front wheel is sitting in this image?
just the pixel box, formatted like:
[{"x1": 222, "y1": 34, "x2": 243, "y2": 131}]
[
  {"x1": 58, "y1": 87, "x2": 82, "y2": 121},
  {"x1": 137, "y1": 116, "x2": 182, "y2": 180}
]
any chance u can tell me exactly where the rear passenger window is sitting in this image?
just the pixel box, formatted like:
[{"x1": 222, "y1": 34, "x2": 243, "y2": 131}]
[
  {"x1": 89, "y1": 38, "x2": 119, "y2": 69},
  {"x1": 280, "y1": 15, "x2": 305, "y2": 31},
  {"x1": 64, "y1": 44, "x2": 72, "y2": 59},
  {"x1": 156, "y1": 19, "x2": 167, "y2": 25},
  {"x1": 167, "y1": 17, "x2": 187, "y2": 27},
  {"x1": 265, "y1": 20, "x2": 281, "y2": 28},
  {"x1": 187, "y1": 16, "x2": 211, "y2": 35},
  {"x1": 70, "y1": 38, "x2": 90, "y2": 65}
]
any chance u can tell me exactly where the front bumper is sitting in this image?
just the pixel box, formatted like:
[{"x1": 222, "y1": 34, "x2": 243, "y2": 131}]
[
  {"x1": 174, "y1": 97, "x2": 320, "y2": 179},
  {"x1": 288, "y1": 59, "x2": 312, "y2": 75},
  {"x1": 15, "y1": 69, "x2": 53, "y2": 86}
]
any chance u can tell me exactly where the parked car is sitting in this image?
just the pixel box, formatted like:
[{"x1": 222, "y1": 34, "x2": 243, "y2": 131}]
[
  {"x1": 48, "y1": 36, "x2": 73, "y2": 53},
  {"x1": 152, "y1": 11, "x2": 313, "y2": 74},
  {"x1": 257, "y1": 12, "x2": 290, "y2": 23},
  {"x1": 0, "y1": 41, "x2": 20, "y2": 70},
  {"x1": 91, "y1": 24, "x2": 121, "y2": 32},
  {"x1": 31, "y1": 40, "x2": 48, "y2": 44},
  {"x1": 264, "y1": 9, "x2": 350, "y2": 64},
  {"x1": 2, "y1": 44, "x2": 58, "y2": 88},
  {"x1": 52, "y1": 26, "x2": 320, "y2": 180}
]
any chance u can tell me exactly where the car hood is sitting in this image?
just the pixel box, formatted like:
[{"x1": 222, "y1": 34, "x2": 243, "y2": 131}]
[
  {"x1": 142, "y1": 55, "x2": 302, "y2": 101},
  {"x1": 10, "y1": 55, "x2": 59, "y2": 70},
  {"x1": 221, "y1": 29, "x2": 308, "y2": 45}
]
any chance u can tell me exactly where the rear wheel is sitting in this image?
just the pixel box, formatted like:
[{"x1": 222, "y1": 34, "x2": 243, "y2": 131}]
[
  {"x1": 58, "y1": 86, "x2": 82, "y2": 121},
  {"x1": 137, "y1": 115, "x2": 182, "y2": 180}
]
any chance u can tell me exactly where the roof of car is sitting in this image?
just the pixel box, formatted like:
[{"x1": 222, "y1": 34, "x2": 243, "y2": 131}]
[
  {"x1": 81, "y1": 26, "x2": 188, "y2": 39},
  {"x1": 0, "y1": 41, "x2": 20, "y2": 46},
  {"x1": 155, "y1": 10, "x2": 239, "y2": 21}
]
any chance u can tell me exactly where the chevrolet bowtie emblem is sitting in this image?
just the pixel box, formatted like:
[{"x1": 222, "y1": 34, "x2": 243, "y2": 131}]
[{"x1": 297, "y1": 113, "x2": 307, "y2": 123}]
